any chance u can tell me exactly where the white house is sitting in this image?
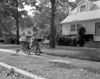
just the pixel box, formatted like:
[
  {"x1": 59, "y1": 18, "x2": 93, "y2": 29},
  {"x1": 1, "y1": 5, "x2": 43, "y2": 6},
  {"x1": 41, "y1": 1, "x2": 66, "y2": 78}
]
[
  {"x1": 61, "y1": 0, "x2": 100, "y2": 41},
  {"x1": 19, "y1": 27, "x2": 35, "y2": 36}
]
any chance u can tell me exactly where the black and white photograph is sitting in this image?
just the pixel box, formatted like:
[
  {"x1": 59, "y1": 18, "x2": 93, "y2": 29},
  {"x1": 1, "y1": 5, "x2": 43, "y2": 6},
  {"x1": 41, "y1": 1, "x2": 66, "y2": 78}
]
[{"x1": 0, "y1": 0, "x2": 100, "y2": 79}]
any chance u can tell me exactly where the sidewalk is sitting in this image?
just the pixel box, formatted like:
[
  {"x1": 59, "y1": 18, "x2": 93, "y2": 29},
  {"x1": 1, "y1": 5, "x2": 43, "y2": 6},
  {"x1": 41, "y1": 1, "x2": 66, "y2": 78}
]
[
  {"x1": 0, "y1": 49, "x2": 100, "y2": 79},
  {"x1": 0, "y1": 44, "x2": 100, "y2": 61},
  {"x1": 0, "y1": 48, "x2": 100, "y2": 70}
]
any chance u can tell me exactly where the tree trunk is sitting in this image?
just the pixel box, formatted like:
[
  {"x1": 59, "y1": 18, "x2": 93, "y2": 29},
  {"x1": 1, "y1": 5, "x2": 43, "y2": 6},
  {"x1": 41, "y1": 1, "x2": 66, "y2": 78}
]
[
  {"x1": 16, "y1": 0, "x2": 20, "y2": 44},
  {"x1": 16, "y1": 16, "x2": 20, "y2": 44},
  {"x1": 50, "y1": 0, "x2": 56, "y2": 48}
]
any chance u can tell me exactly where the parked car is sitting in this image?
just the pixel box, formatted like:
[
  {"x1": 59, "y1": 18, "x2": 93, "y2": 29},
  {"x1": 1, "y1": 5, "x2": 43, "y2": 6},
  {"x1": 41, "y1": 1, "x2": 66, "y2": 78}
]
[{"x1": 42, "y1": 39, "x2": 50, "y2": 45}]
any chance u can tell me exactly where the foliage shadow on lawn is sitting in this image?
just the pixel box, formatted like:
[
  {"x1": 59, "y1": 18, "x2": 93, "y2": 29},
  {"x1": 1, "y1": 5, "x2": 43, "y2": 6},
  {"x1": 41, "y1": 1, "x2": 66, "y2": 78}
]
[
  {"x1": 83, "y1": 66, "x2": 100, "y2": 74},
  {"x1": 11, "y1": 54, "x2": 19, "y2": 56},
  {"x1": 46, "y1": 49, "x2": 100, "y2": 62},
  {"x1": 50, "y1": 62, "x2": 78, "y2": 69}
]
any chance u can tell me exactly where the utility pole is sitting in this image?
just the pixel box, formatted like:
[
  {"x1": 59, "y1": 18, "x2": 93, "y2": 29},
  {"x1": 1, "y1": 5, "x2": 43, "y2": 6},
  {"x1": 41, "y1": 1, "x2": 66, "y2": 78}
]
[{"x1": 50, "y1": 0, "x2": 56, "y2": 48}]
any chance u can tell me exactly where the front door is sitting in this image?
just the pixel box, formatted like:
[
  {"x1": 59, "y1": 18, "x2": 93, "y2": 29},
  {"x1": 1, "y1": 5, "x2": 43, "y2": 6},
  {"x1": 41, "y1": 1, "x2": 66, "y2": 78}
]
[
  {"x1": 95, "y1": 22, "x2": 100, "y2": 41},
  {"x1": 95, "y1": 22, "x2": 100, "y2": 36}
]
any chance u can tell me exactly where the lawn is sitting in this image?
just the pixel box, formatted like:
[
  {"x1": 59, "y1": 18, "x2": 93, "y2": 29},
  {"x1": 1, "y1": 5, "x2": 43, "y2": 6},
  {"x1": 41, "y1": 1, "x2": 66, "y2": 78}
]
[
  {"x1": 43, "y1": 48, "x2": 100, "y2": 61},
  {"x1": 0, "y1": 44, "x2": 100, "y2": 61},
  {"x1": 0, "y1": 51, "x2": 100, "y2": 79},
  {"x1": 40, "y1": 45, "x2": 100, "y2": 61},
  {"x1": 0, "y1": 66, "x2": 33, "y2": 79}
]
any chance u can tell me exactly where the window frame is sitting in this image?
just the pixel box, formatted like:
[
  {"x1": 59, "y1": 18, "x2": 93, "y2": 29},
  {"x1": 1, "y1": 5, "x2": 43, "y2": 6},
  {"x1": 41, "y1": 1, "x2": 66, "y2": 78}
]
[
  {"x1": 27, "y1": 30, "x2": 31, "y2": 34},
  {"x1": 71, "y1": 24, "x2": 76, "y2": 32},
  {"x1": 77, "y1": 24, "x2": 82, "y2": 31},
  {"x1": 80, "y1": 5, "x2": 86, "y2": 12}
]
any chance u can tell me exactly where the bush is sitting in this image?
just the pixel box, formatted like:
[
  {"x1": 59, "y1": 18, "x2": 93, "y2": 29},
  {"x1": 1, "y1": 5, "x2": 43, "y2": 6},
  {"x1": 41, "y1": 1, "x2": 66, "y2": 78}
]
[
  {"x1": 57, "y1": 36, "x2": 77, "y2": 46},
  {"x1": 6, "y1": 38, "x2": 17, "y2": 44},
  {"x1": 77, "y1": 26, "x2": 86, "y2": 47},
  {"x1": 0, "y1": 40, "x2": 4, "y2": 43},
  {"x1": 77, "y1": 36, "x2": 85, "y2": 47},
  {"x1": 71, "y1": 38, "x2": 77, "y2": 46}
]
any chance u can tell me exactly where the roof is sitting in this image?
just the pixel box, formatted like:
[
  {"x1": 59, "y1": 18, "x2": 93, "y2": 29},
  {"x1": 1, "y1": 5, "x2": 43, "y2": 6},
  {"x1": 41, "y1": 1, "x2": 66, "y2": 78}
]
[
  {"x1": 61, "y1": 9, "x2": 100, "y2": 24},
  {"x1": 70, "y1": 0, "x2": 100, "y2": 14},
  {"x1": 61, "y1": 0, "x2": 100, "y2": 24},
  {"x1": 93, "y1": 0, "x2": 100, "y2": 8}
]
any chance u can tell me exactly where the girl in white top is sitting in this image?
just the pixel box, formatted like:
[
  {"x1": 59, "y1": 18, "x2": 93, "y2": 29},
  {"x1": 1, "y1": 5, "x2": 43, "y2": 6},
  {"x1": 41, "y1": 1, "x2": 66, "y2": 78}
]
[{"x1": 19, "y1": 33, "x2": 26, "y2": 42}]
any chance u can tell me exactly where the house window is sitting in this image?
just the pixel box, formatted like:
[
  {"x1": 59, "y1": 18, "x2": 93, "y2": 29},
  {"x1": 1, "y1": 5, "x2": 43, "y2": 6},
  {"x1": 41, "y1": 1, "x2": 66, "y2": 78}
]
[
  {"x1": 80, "y1": 5, "x2": 86, "y2": 12},
  {"x1": 95, "y1": 22, "x2": 100, "y2": 36},
  {"x1": 77, "y1": 24, "x2": 82, "y2": 31},
  {"x1": 71, "y1": 25, "x2": 76, "y2": 31},
  {"x1": 27, "y1": 30, "x2": 31, "y2": 34}
]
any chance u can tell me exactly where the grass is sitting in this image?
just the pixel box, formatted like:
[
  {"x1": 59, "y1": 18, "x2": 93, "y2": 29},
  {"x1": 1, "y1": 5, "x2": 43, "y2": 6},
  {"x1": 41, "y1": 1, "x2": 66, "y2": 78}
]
[
  {"x1": 0, "y1": 44, "x2": 100, "y2": 61},
  {"x1": 50, "y1": 62, "x2": 78, "y2": 69},
  {"x1": 0, "y1": 51, "x2": 100, "y2": 79},
  {"x1": 0, "y1": 66, "x2": 33, "y2": 79},
  {"x1": 46, "y1": 49, "x2": 100, "y2": 61},
  {"x1": 41, "y1": 45, "x2": 100, "y2": 61}
]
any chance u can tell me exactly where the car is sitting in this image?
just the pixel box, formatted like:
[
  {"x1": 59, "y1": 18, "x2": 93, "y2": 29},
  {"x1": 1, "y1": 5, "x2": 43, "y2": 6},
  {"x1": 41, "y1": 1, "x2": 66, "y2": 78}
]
[{"x1": 42, "y1": 39, "x2": 50, "y2": 45}]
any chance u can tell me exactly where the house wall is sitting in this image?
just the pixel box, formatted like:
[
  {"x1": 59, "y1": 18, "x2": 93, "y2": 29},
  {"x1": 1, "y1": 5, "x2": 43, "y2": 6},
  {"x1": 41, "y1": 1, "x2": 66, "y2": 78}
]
[
  {"x1": 62, "y1": 19, "x2": 100, "y2": 41},
  {"x1": 61, "y1": 0, "x2": 100, "y2": 41},
  {"x1": 77, "y1": 0, "x2": 93, "y2": 13},
  {"x1": 62, "y1": 23, "x2": 70, "y2": 35},
  {"x1": 19, "y1": 27, "x2": 34, "y2": 36}
]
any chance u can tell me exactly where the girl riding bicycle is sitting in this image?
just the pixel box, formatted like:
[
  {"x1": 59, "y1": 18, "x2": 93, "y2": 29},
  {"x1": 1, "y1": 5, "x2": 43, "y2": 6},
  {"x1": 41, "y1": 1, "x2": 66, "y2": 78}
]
[{"x1": 19, "y1": 33, "x2": 29, "y2": 50}]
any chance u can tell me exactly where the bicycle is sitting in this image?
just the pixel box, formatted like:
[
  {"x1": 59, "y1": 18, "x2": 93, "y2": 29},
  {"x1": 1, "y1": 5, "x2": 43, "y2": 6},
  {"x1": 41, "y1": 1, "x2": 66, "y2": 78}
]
[{"x1": 16, "y1": 40, "x2": 42, "y2": 56}]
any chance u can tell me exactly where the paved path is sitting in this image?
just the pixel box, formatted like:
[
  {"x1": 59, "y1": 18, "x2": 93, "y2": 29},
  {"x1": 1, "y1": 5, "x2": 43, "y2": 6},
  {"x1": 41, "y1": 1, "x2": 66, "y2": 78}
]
[
  {"x1": 0, "y1": 48, "x2": 100, "y2": 70},
  {"x1": 0, "y1": 62, "x2": 46, "y2": 79}
]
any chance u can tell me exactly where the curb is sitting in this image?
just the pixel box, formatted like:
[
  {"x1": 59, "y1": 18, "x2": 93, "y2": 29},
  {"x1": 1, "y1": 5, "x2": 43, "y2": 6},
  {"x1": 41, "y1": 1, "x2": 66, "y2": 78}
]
[
  {"x1": 0, "y1": 62, "x2": 46, "y2": 79},
  {"x1": 0, "y1": 49, "x2": 47, "y2": 79},
  {"x1": 0, "y1": 49, "x2": 15, "y2": 53}
]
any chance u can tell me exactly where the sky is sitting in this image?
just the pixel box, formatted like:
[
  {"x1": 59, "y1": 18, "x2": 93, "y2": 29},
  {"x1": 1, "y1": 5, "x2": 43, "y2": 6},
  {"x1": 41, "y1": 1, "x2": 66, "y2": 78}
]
[
  {"x1": 69, "y1": 0, "x2": 76, "y2": 2},
  {"x1": 22, "y1": 0, "x2": 76, "y2": 16}
]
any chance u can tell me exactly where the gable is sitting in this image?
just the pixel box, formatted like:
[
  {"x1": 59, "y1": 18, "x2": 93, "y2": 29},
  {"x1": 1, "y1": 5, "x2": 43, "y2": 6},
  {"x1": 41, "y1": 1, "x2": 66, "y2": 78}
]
[
  {"x1": 90, "y1": 1, "x2": 100, "y2": 10},
  {"x1": 70, "y1": 0, "x2": 100, "y2": 14},
  {"x1": 61, "y1": 9, "x2": 100, "y2": 24},
  {"x1": 94, "y1": 1, "x2": 100, "y2": 8},
  {"x1": 61, "y1": 0, "x2": 100, "y2": 24},
  {"x1": 70, "y1": 0, "x2": 90, "y2": 14},
  {"x1": 77, "y1": 0, "x2": 88, "y2": 6},
  {"x1": 78, "y1": 0, "x2": 91, "y2": 13}
]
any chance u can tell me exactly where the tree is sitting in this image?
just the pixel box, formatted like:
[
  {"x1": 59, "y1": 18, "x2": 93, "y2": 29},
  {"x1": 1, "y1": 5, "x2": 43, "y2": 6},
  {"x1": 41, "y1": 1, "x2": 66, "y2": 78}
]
[
  {"x1": 0, "y1": 0, "x2": 77, "y2": 46},
  {"x1": 0, "y1": 0, "x2": 38, "y2": 44},
  {"x1": 77, "y1": 26, "x2": 86, "y2": 47},
  {"x1": 33, "y1": 0, "x2": 77, "y2": 48},
  {"x1": 20, "y1": 16, "x2": 34, "y2": 28},
  {"x1": 49, "y1": 0, "x2": 56, "y2": 48}
]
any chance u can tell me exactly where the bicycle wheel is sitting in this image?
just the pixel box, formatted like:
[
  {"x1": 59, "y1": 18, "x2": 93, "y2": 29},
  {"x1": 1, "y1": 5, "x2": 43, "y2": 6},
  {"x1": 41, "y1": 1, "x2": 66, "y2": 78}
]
[
  {"x1": 26, "y1": 50, "x2": 30, "y2": 55},
  {"x1": 16, "y1": 49, "x2": 19, "y2": 53},
  {"x1": 34, "y1": 47, "x2": 41, "y2": 56}
]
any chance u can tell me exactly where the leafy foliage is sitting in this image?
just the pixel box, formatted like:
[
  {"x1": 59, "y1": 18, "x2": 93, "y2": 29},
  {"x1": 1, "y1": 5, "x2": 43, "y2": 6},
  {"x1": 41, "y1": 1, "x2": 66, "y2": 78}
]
[{"x1": 77, "y1": 26, "x2": 86, "y2": 46}]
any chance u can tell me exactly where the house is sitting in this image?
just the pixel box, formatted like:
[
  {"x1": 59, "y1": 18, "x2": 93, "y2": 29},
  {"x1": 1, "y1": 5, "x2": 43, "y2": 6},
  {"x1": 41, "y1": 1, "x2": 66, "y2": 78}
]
[
  {"x1": 19, "y1": 27, "x2": 35, "y2": 36},
  {"x1": 61, "y1": 0, "x2": 100, "y2": 41},
  {"x1": 19, "y1": 27, "x2": 35, "y2": 41}
]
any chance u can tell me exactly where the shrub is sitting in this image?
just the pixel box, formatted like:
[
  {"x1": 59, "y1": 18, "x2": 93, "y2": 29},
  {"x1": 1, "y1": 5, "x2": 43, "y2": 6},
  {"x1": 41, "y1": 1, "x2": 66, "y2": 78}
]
[
  {"x1": 71, "y1": 38, "x2": 77, "y2": 46},
  {"x1": 0, "y1": 40, "x2": 4, "y2": 43},
  {"x1": 77, "y1": 36, "x2": 85, "y2": 47},
  {"x1": 6, "y1": 38, "x2": 16, "y2": 44},
  {"x1": 77, "y1": 26, "x2": 86, "y2": 47},
  {"x1": 57, "y1": 36, "x2": 74, "y2": 46}
]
